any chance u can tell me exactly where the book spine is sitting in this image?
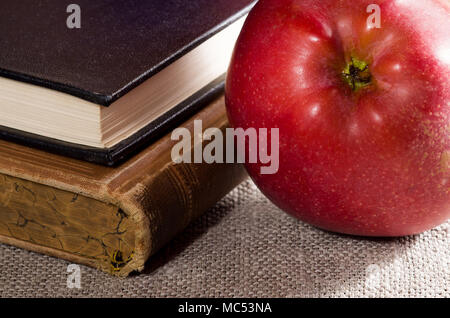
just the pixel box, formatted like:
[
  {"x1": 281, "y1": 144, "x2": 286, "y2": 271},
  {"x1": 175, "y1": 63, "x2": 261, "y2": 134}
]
[
  {"x1": 112, "y1": 116, "x2": 247, "y2": 276},
  {"x1": 126, "y1": 158, "x2": 246, "y2": 276}
]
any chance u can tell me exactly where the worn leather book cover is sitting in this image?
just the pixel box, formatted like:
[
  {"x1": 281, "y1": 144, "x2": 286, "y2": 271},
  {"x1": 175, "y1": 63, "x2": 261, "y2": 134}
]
[
  {"x1": 0, "y1": 0, "x2": 255, "y2": 166},
  {"x1": 0, "y1": 96, "x2": 246, "y2": 276}
]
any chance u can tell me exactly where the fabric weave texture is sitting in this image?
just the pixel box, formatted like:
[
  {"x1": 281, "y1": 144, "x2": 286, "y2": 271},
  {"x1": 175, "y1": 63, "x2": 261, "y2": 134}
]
[{"x1": 1, "y1": 179, "x2": 449, "y2": 298}]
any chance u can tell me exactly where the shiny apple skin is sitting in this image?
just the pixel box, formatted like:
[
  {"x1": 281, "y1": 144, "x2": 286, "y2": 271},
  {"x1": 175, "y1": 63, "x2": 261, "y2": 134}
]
[{"x1": 225, "y1": 0, "x2": 450, "y2": 236}]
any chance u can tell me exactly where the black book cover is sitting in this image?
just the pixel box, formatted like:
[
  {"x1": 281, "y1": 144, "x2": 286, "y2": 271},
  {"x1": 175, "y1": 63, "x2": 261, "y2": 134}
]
[{"x1": 0, "y1": 0, "x2": 255, "y2": 166}]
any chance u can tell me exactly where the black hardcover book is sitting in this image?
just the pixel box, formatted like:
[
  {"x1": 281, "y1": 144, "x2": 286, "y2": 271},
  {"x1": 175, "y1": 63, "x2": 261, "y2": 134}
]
[{"x1": 0, "y1": 0, "x2": 255, "y2": 165}]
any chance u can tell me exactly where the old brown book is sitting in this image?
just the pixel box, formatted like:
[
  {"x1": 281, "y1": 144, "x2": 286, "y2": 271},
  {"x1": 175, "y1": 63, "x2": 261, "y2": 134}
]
[{"x1": 0, "y1": 96, "x2": 246, "y2": 277}]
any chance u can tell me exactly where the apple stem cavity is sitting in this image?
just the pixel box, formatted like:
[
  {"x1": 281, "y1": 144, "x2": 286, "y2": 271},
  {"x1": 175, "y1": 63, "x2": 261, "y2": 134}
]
[{"x1": 342, "y1": 57, "x2": 372, "y2": 92}]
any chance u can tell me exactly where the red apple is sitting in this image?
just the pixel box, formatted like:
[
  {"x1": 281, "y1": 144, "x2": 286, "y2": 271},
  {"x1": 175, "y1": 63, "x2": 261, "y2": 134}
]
[{"x1": 226, "y1": 0, "x2": 450, "y2": 236}]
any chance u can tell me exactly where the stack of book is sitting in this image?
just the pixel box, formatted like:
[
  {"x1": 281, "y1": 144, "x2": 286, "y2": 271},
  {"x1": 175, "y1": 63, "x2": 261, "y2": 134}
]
[{"x1": 0, "y1": 0, "x2": 254, "y2": 276}]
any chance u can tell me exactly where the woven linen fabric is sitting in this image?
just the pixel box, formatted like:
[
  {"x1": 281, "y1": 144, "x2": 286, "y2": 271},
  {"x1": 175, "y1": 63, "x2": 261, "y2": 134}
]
[{"x1": 0, "y1": 179, "x2": 449, "y2": 298}]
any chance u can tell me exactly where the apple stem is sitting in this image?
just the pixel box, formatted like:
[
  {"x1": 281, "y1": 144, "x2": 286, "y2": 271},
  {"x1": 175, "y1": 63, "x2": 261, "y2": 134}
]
[{"x1": 342, "y1": 57, "x2": 372, "y2": 92}]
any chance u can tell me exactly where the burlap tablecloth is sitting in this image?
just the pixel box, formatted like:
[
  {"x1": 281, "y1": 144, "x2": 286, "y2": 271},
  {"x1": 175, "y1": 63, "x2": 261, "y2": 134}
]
[{"x1": 1, "y1": 179, "x2": 449, "y2": 298}]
